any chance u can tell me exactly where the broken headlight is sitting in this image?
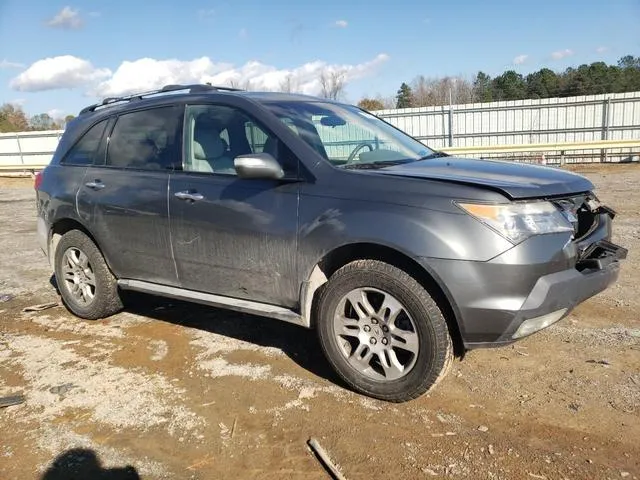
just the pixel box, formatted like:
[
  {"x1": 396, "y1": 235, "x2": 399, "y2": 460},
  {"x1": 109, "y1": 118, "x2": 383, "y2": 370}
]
[{"x1": 456, "y1": 201, "x2": 574, "y2": 245}]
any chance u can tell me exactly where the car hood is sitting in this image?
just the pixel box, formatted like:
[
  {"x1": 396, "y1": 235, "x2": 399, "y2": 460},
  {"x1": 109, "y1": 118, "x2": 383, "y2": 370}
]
[{"x1": 373, "y1": 156, "x2": 594, "y2": 199}]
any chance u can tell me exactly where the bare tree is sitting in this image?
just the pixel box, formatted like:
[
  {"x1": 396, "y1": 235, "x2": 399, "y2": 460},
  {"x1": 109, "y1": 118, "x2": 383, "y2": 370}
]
[
  {"x1": 279, "y1": 74, "x2": 299, "y2": 93},
  {"x1": 433, "y1": 77, "x2": 454, "y2": 105},
  {"x1": 29, "y1": 113, "x2": 57, "y2": 131},
  {"x1": 377, "y1": 95, "x2": 396, "y2": 109},
  {"x1": 319, "y1": 68, "x2": 347, "y2": 100},
  {"x1": 411, "y1": 75, "x2": 436, "y2": 107},
  {"x1": 409, "y1": 75, "x2": 475, "y2": 107},
  {"x1": 451, "y1": 76, "x2": 474, "y2": 104}
]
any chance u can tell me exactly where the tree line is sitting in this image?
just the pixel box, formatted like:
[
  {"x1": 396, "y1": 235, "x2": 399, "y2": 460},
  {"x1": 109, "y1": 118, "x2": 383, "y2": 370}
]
[
  {"x1": 0, "y1": 104, "x2": 75, "y2": 133},
  {"x1": 358, "y1": 55, "x2": 640, "y2": 111}
]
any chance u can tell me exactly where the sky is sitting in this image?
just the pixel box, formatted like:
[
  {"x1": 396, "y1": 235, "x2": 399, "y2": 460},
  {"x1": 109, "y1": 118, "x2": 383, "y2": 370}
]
[{"x1": 0, "y1": 0, "x2": 638, "y2": 119}]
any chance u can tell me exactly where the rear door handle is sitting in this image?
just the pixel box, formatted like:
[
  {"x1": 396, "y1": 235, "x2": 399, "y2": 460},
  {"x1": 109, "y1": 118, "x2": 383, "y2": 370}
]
[
  {"x1": 85, "y1": 180, "x2": 105, "y2": 190},
  {"x1": 174, "y1": 191, "x2": 204, "y2": 201}
]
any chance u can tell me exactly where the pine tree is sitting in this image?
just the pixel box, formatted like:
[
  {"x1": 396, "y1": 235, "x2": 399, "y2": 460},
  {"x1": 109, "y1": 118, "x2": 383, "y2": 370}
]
[{"x1": 396, "y1": 82, "x2": 414, "y2": 108}]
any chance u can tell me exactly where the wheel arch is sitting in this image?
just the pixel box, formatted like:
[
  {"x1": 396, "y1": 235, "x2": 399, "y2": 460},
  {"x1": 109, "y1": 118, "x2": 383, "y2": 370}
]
[
  {"x1": 300, "y1": 242, "x2": 466, "y2": 358},
  {"x1": 49, "y1": 218, "x2": 115, "y2": 274}
]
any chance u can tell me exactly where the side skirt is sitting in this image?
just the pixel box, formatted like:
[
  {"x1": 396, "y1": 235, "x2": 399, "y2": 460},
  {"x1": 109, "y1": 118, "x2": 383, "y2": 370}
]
[{"x1": 117, "y1": 279, "x2": 307, "y2": 328}]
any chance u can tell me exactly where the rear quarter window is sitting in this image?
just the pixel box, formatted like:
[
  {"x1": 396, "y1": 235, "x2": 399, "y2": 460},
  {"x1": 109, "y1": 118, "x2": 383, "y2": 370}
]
[{"x1": 60, "y1": 120, "x2": 108, "y2": 166}]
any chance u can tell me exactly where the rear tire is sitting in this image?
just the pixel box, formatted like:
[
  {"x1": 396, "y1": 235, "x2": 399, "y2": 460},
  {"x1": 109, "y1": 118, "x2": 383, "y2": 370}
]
[
  {"x1": 54, "y1": 229, "x2": 123, "y2": 320},
  {"x1": 316, "y1": 260, "x2": 453, "y2": 402}
]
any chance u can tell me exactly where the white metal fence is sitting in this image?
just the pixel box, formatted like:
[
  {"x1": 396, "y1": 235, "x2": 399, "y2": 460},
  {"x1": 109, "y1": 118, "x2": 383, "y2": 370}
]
[
  {"x1": 375, "y1": 91, "x2": 640, "y2": 163},
  {"x1": 0, "y1": 130, "x2": 63, "y2": 171},
  {"x1": 1, "y1": 91, "x2": 639, "y2": 171}
]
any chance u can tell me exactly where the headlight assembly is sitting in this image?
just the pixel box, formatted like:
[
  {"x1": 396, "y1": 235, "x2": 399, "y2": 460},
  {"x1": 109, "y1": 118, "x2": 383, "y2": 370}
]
[{"x1": 456, "y1": 201, "x2": 574, "y2": 244}]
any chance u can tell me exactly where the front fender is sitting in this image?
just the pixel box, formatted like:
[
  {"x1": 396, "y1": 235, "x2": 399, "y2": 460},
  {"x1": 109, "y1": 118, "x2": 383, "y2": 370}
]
[{"x1": 297, "y1": 197, "x2": 513, "y2": 282}]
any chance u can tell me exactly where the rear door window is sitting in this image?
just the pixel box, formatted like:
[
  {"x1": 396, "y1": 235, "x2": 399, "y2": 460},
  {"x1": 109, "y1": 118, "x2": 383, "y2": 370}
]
[{"x1": 106, "y1": 106, "x2": 183, "y2": 171}]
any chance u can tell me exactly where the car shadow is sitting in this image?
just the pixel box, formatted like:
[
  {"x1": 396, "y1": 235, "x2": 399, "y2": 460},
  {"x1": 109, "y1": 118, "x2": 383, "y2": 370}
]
[
  {"x1": 41, "y1": 448, "x2": 139, "y2": 479},
  {"x1": 47, "y1": 274, "x2": 344, "y2": 389},
  {"x1": 121, "y1": 290, "x2": 345, "y2": 389},
  {"x1": 49, "y1": 274, "x2": 59, "y2": 294}
]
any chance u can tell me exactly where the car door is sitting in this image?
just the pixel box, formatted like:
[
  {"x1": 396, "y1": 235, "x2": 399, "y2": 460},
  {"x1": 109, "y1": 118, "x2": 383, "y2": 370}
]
[
  {"x1": 77, "y1": 105, "x2": 183, "y2": 286},
  {"x1": 168, "y1": 103, "x2": 300, "y2": 307}
]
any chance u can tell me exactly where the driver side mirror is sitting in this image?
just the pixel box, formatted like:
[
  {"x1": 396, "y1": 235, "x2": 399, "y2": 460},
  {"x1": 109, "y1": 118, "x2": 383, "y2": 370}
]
[{"x1": 234, "y1": 152, "x2": 284, "y2": 180}]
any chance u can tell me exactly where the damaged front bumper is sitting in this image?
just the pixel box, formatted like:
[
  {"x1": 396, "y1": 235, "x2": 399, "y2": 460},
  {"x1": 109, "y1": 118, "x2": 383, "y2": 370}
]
[
  {"x1": 506, "y1": 237, "x2": 627, "y2": 342},
  {"x1": 420, "y1": 200, "x2": 627, "y2": 349}
]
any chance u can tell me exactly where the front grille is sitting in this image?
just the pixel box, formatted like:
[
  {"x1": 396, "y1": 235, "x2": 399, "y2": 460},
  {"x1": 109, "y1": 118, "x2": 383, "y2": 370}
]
[
  {"x1": 553, "y1": 194, "x2": 599, "y2": 242},
  {"x1": 576, "y1": 239, "x2": 627, "y2": 271}
]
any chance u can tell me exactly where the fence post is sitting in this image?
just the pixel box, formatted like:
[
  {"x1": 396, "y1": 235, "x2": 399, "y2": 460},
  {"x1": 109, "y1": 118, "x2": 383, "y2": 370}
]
[
  {"x1": 15, "y1": 133, "x2": 24, "y2": 165},
  {"x1": 601, "y1": 98, "x2": 611, "y2": 163},
  {"x1": 448, "y1": 106, "x2": 454, "y2": 147}
]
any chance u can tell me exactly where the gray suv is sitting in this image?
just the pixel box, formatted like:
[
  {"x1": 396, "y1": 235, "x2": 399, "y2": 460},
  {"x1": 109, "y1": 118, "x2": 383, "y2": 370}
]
[{"x1": 35, "y1": 84, "x2": 627, "y2": 402}]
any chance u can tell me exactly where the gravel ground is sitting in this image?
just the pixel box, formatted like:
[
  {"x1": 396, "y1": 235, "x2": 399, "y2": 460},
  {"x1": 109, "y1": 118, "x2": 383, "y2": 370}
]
[{"x1": 0, "y1": 165, "x2": 638, "y2": 480}]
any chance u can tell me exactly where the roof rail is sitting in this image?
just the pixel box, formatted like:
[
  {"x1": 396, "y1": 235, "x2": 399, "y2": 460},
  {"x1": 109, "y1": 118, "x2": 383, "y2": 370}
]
[{"x1": 79, "y1": 83, "x2": 243, "y2": 115}]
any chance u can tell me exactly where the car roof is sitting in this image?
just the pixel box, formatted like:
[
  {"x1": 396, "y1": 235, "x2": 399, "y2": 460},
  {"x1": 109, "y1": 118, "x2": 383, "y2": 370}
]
[
  {"x1": 75, "y1": 83, "x2": 344, "y2": 124},
  {"x1": 238, "y1": 91, "x2": 331, "y2": 102}
]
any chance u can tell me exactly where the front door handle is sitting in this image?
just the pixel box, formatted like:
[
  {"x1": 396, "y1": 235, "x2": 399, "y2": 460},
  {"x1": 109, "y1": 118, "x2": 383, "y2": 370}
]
[
  {"x1": 85, "y1": 180, "x2": 105, "y2": 190},
  {"x1": 174, "y1": 191, "x2": 204, "y2": 201}
]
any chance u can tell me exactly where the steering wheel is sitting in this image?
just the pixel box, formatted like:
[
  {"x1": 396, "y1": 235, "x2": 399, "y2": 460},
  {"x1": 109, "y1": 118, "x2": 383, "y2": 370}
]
[{"x1": 345, "y1": 142, "x2": 374, "y2": 164}]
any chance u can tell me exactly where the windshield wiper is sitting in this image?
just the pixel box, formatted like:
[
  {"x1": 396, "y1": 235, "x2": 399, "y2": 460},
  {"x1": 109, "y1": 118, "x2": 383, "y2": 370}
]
[
  {"x1": 342, "y1": 159, "x2": 413, "y2": 170},
  {"x1": 342, "y1": 153, "x2": 448, "y2": 170},
  {"x1": 418, "y1": 151, "x2": 449, "y2": 160}
]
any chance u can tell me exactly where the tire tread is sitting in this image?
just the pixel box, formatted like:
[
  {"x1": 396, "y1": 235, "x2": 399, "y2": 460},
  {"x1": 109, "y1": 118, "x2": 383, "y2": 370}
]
[
  {"x1": 54, "y1": 229, "x2": 123, "y2": 320},
  {"x1": 316, "y1": 259, "x2": 453, "y2": 402}
]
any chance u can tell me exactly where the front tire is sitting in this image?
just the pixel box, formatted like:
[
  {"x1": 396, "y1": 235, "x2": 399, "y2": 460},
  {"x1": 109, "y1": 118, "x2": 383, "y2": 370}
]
[
  {"x1": 316, "y1": 260, "x2": 453, "y2": 402},
  {"x1": 54, "y1": 229, "x2": 123, "y2": 320}
]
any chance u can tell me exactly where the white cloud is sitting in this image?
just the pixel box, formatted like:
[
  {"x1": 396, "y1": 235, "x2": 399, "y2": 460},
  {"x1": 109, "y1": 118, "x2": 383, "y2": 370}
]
[
  {"x1": 239, "y1": 28, "x2": 248, "y2": 39},
  {"x1": 10, "y1": 55, "x2": 111, "y2": 92},
  {"x1": 0, "y1": 59, "x2": 25, "y2": 69},
  {"x1": 513, "y1": 54, "x2": 528, "y2": 65},
  {"x1": 92, "y1": 57, "x2": 229, "y2": 96},
  {"x1": 47, "y1": 6, "x2": 83, "y2": 29},
  {"x1": 9, "y1": 53, "x2": 390, "y2": 99},
  {"x1": 551, "y1": 49, "x2": 574, "y2": 60},
  {"x1": 92, "y1": 53, "x2": 390, "y2": 97},
  {"x1": 88, "y1": 11, "x2": 101, "y2": 18},
  {"x1": 596, "y1": 46, "x2": 608, "y2": 53},
  {"x1": 334, "y1": 20, "x2": 348, "y2": 28},
  {"x1": 8, "y1": 98, "x2": 26, "y2": 107}
]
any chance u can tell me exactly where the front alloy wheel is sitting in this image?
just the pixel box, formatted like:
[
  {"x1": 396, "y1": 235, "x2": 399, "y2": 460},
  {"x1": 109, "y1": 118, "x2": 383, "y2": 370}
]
[
  {"x1": 316, "y1": 259, "x2": 453, "y2": 402},
  {"x1": 333, "y1": 287, "x2": 419, "y2": 381}
]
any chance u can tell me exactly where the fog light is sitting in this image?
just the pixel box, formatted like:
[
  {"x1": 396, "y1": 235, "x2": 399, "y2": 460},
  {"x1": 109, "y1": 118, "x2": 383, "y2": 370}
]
[{"x1": 512, "y1": 308, "x2": 568, "y2": 339}]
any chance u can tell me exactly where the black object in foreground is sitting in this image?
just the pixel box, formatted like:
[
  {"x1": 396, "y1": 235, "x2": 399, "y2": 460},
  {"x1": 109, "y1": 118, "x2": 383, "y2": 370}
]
[{"x1": 0, "y1": 394, "x2": 26, "y2": 408}]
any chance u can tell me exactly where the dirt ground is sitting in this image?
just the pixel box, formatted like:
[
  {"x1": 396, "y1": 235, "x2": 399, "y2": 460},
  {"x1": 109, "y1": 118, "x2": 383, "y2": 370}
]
[{"x1": 0, "y1": 165, "x2": 638, "y2": 480}]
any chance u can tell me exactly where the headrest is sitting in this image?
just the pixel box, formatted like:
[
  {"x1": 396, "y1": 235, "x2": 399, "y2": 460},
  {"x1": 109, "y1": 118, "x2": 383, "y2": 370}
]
[{"x1": 193, "y1": 122, "x2": 225, "y2": 159}]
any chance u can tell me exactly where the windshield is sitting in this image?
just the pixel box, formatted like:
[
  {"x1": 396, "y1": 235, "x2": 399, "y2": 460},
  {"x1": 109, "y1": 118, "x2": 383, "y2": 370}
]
[{"x1": 262, "y1": 101, "x2": 437, "y2": 168}]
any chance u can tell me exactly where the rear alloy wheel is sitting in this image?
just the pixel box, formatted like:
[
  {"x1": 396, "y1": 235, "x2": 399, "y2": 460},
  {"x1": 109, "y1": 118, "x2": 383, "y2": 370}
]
[
  {"x1": 61, "y1": 247, "x2": 97, "y2": 306},
  {"x1": 54, "y1": 229, "x2": 123, "y2": 320},
  {"x1": 316, "y1": 260, "x2": 453, "y2": 402}
]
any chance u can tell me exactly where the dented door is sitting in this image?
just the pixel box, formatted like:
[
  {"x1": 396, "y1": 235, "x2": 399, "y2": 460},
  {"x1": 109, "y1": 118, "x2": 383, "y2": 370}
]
[{"x1": 168, "y1": 173, "x2": 299, "y2": 307}]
